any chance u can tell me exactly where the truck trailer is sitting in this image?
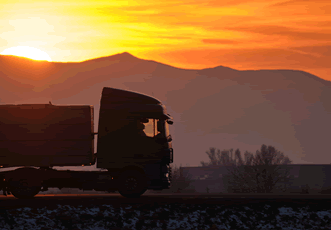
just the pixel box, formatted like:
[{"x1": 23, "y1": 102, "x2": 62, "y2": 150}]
[{"x1": 0, "y1": 87, "x2": 173, "y2": 198}]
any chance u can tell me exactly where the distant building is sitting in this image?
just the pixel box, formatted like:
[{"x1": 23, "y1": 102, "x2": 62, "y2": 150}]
[{"x1": 179, "y1": 164, "x2": 331, "y2": 194}]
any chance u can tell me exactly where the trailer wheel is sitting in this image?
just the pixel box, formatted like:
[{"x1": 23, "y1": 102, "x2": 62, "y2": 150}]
[
  {"x1": 117, "y1": 170, "x2": 148, "y2": 198},
  {"x1": 9, "y1": 178, "x2": 41, "y2": 199}
]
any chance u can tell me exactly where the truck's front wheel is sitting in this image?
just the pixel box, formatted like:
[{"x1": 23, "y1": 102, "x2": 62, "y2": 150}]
[{"x1": 117, "y1": 170, "x2": 147, "y2": 198}]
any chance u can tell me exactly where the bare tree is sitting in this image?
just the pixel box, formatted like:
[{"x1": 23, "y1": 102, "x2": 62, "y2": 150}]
[
  {"x1": 201, "y1": 144, "x2": 293, "y2": 193},
  {"x1": 201, "y1": 148, "x2": 238, "y2": 166},
  {"x1": 247, "y1": 145, "x2": 293, "y2": 193},
  {"x1": 200, "y1": 147, "x2": 221, "y2": 166}
]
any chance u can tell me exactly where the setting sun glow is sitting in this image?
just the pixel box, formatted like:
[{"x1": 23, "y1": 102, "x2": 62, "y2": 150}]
[
  {"x1": 0, "y1": 1, "x2": 329, "y2": 81},
  {"x1": 0, "y1": 46, "x2": 52, "y2": 62}
]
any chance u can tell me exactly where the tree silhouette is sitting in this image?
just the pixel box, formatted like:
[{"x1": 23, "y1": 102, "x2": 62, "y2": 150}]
[
  {"x1": 201, "y1": 144, "x2": 293, "y2": 193},
  {"x1": 148, "y1": 164, "x2": 195, "y2": 194},
  {"x1": 169, "y1": 164, "x2": 195, "y2": 193}
]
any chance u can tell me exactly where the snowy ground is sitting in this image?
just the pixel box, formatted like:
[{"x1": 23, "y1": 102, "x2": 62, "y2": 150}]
[{"x1": 1, "y1": 200, "x2": 331, "y2": 230}]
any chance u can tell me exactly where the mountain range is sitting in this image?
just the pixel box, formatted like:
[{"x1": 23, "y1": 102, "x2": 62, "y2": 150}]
[{"x1": 1, "y1": 52, "x2": 331, "y2": 168}]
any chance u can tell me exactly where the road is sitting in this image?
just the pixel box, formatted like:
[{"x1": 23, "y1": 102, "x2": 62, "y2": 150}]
[{"x1": 1, "y1": 193, "x2": 331, "y2": 209}]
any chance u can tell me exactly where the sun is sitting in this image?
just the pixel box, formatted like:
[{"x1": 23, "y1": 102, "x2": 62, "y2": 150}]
[{"x1": 0, "y1": 46, "x2": 52, "y2": 62}]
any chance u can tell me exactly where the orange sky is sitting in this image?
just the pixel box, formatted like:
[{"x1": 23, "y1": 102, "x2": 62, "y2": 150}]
[{"x1": 1, "y1": 0, "x2": 330, "y2": 81}]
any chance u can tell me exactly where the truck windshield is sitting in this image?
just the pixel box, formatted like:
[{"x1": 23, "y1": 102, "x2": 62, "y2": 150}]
[
  {"x1": 144, "y1": 119, "x2": 156, "y2": 137},
  {"x1": 142, "y1": 118, "x2": 169, "y2": 138}
]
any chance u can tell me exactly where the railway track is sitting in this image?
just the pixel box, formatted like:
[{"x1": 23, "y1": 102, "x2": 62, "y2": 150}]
[{"x1": 1, "y1": 193, "x2": 331, "y2": 210}]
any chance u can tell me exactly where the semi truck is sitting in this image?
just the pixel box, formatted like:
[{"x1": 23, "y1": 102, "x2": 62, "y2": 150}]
[{"x1": 0, "y1": 87, "x2": 173, "y2": 199}]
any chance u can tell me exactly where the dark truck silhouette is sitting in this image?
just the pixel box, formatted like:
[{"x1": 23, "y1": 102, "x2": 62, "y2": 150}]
[{"x1": 0, "y1": 87, "x2": 173, "y2": 198}]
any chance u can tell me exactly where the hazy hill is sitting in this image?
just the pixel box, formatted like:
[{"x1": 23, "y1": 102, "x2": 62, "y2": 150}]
[{"x1": 0, "y1": 52, "x2": 331, "y2": 168}]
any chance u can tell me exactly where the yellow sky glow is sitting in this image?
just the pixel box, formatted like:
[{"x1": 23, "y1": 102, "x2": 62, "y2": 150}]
[
  {"x1": 1, "y1": 46, "x2": 52, "y2": 61},
  {"x1": 0, "y1": 0, "x2": 330, "y2": 81}
]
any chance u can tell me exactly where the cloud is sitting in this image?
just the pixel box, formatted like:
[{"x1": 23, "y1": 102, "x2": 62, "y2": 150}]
[
  {"x1": 283, "y1": 20, "x2": 331, "y2": 28},
  {"x1": 291, "y1": 45, "x2": 331, "y2": 53},
  {"x1": 289, "y1": 45, "x2": 331, "y2": 58},
  {"x1": 268, "y1": 0, "x2": 331, "y2": 15},
  {"x1": 223, "y1": 25, "x2": 331, "y2": 41},
  {"x1": 162, "y1": 0, "x2": 269, "y2": 8},
  {"x1": 270, "y1": 0, "x2": 319, "y2": 7},
  {"x1": 202, "y1": 39, "x2": 241, "y2": 44}
]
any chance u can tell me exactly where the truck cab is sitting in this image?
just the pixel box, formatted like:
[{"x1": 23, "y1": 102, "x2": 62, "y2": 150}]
[{"x1": 97, "y1": 87, "x2": 173, "y2": 196}]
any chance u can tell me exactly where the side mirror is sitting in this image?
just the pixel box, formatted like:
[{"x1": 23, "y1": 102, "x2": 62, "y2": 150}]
[{"x1": 167, "y1": 120, "x2": 173, "y2": 125}]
